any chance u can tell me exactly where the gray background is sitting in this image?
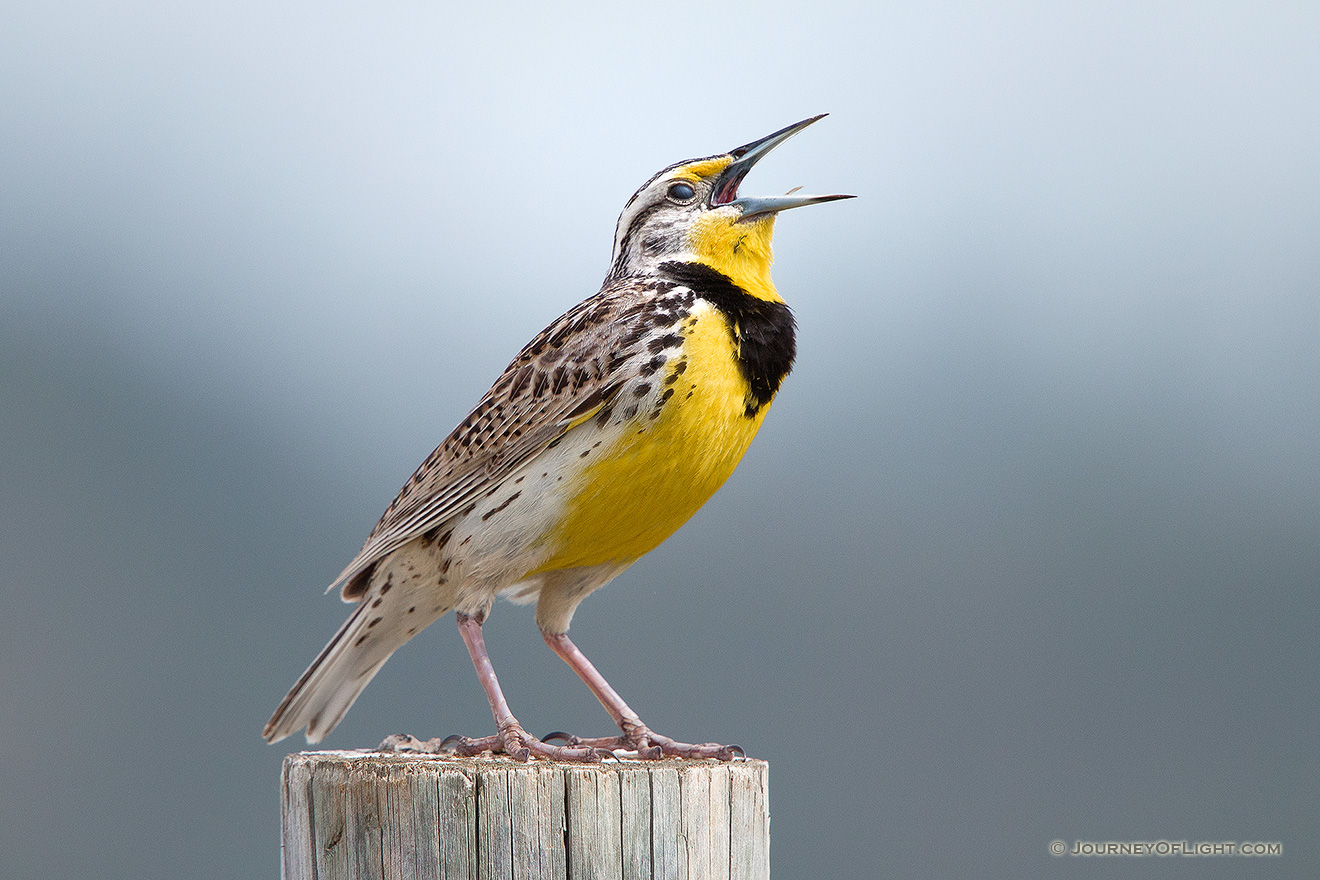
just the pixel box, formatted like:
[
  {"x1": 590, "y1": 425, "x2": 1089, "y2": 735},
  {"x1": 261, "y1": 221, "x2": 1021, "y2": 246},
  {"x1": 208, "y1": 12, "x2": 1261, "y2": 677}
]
[{"x1": 2, "y1": 1, "x2": 1316, "y2": 877}]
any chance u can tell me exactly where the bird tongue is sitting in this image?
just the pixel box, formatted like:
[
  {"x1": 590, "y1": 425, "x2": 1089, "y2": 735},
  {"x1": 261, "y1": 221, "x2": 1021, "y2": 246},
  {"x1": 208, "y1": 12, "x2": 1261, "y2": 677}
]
[{"x1": 712, "y1": 166, "x2": 748, "y2": 206}]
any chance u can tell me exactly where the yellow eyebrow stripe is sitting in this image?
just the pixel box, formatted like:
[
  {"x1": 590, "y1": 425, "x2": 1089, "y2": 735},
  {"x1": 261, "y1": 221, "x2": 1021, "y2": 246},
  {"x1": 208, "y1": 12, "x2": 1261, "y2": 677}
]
[{"x1": 675, "y1": 157, "x2": 733, "y2": 180}]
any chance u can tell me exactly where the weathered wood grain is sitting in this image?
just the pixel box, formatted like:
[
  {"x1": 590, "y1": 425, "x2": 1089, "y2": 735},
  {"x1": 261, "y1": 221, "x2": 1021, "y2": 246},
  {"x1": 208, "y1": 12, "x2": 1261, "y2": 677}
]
[{"x1": 280, "y1": 751, "x2": 770, "y2": 879}]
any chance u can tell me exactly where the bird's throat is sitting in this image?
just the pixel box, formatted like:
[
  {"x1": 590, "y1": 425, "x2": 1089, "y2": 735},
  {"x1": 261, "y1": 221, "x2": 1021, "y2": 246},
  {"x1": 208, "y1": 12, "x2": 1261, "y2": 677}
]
[{"x1": 687, "y1": 211, "x2": 782, "y2": 303}]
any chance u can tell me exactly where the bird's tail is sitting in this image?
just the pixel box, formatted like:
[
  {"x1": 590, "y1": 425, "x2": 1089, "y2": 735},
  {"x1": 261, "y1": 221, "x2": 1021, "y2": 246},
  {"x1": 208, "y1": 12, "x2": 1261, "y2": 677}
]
[{"x1": 263, "y1": 595, "x2": 450, "y2": 744}]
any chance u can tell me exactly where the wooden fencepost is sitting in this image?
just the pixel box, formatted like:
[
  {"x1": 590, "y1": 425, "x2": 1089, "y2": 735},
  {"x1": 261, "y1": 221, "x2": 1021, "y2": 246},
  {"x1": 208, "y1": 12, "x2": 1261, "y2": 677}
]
[{"x1": 280, "y1": 750, "x2": 770, "y2": 879}]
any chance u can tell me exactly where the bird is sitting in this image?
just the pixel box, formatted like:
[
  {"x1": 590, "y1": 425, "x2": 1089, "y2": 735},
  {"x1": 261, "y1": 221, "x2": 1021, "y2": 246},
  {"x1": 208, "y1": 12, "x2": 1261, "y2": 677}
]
[{"x1": 263, "y1": 115, "x2": 852, "y2": 761}]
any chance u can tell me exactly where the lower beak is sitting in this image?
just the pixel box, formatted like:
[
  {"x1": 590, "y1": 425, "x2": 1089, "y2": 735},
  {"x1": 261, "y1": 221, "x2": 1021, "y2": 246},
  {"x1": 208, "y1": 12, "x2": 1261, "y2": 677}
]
[
  {"x1": 711, "y1": 114, "x2": 855, "y2": 219},
  {"x1": 731, "y1": 191, "x2": 855, "y2": 219}
]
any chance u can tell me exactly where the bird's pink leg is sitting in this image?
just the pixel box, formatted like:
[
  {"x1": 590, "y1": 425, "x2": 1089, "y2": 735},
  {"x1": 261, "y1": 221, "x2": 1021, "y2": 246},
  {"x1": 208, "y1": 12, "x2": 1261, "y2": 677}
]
[
  {"x1": 541, "y1": 630, "x2": 743, "y2": 760},
  {"x1": 439, "y1": 612, "x2": 604, "y2": 762}
]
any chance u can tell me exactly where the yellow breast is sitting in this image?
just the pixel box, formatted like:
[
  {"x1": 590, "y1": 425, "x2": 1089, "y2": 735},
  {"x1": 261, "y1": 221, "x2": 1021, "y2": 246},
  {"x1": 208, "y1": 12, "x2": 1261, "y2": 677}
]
[{"x1": 533, "y1": 302, "x2": 770, "y2": 571}]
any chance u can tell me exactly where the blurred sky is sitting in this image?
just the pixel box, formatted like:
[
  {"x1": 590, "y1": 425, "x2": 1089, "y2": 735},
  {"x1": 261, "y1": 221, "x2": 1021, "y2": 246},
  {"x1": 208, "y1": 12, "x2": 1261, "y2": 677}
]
[{"x1": 2, "y1": 1, "x2": 1318, "y2": 877}]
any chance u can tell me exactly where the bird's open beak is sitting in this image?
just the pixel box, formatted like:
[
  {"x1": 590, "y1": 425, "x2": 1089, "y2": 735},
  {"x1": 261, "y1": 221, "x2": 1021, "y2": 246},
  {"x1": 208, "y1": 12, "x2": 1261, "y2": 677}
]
[{"x1": 711, "y1": 114, "x2": 855, "y2": 219}]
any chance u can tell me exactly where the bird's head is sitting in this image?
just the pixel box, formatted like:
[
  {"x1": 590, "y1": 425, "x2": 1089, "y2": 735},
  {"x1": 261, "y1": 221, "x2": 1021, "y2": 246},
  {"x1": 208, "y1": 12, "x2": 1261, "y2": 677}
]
[{"x1": 607, "y1": 115, "x2": 853, "y2": 301}]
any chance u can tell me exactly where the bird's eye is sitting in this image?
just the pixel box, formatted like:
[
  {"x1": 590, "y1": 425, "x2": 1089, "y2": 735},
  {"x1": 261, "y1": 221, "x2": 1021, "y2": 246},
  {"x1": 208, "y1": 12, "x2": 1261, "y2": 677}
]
[{"x1": 667, "y1": 181, "x2": 696, "y2": 203}]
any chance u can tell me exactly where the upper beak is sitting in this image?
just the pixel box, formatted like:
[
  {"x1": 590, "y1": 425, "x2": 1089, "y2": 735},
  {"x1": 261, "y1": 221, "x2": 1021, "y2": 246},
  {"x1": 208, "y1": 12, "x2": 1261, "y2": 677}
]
[{"x1": 711, "y1": 114, "x2": 855, "y2": 219}]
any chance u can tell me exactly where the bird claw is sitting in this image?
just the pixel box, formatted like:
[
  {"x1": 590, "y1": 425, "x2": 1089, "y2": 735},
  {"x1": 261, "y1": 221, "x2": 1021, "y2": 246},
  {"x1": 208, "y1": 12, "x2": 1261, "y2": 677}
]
[
  {"x1": 612, "y1": 719, "x2": 744, "y2": 760},
  {"x1": 427, "y1": 725, "x2": 605, "y2": 763},
  {"x1": 379, "y1": 727, "x2": 743, "y2": 762},
  {"x1": 536, "y1": 724, "x2": 745, "y2": 761},
  {"x1": 438, "y1": 733, "x2": 468, "y2": 753},
  {"x1": 541, "y1": 730, "x2": 583, "y2": 746}
]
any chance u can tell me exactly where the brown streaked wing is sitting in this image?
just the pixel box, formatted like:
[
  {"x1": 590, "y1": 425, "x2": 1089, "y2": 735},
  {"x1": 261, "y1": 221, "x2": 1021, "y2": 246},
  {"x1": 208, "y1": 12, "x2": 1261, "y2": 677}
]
[{"x1": 326, "y1": 284, "x2": 646, "y2": 596}]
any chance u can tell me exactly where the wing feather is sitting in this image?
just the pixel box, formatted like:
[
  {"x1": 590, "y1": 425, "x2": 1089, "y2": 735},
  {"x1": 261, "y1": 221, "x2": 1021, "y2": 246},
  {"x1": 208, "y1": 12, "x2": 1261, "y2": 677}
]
[{"x1": 327, "y1": 286, "x2": 646, "y2": 596}]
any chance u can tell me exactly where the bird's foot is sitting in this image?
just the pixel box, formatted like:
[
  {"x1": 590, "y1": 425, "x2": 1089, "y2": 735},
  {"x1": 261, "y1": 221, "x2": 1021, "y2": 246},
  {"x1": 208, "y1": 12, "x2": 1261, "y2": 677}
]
[
  {"x1": 543, "y1": 722, "x2": 745, "y2": 761},
  {"x1": 389, "y1": 722, "x2": 606, "y2": 763}
]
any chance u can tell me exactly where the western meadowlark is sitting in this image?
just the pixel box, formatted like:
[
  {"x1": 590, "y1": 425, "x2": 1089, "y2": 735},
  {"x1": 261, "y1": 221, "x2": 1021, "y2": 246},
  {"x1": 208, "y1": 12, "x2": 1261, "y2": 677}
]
[{"x1": 263, "y1": 115, "x2": 851, "y2": 761}]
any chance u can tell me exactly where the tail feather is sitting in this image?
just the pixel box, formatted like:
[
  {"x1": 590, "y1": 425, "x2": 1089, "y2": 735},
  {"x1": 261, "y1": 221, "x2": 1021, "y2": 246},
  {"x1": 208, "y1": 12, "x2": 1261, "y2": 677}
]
[{"x1": 263, "y1": 598, "x2": 450, "y2": 744}]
